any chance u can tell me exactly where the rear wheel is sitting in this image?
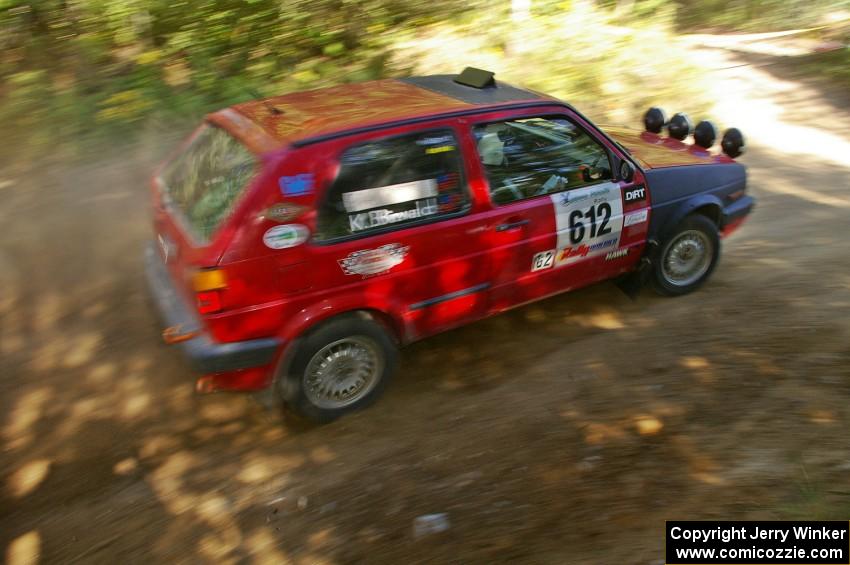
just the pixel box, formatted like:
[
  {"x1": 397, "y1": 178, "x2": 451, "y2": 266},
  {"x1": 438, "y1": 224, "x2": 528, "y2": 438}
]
[
  {"x1": 653, "y1": 214, "x2": 720, "y2": 296},
  {"x1": 279, "y1": 314, "x2": 397, "y2": 423}
]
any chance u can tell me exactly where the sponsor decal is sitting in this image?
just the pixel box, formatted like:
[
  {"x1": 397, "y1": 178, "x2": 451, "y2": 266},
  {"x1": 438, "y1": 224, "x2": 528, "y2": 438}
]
[
  {"x1": 279, "y1": 173, "x2": 314, "y2": 196},
  {"x1": 425, "y1": 145, "x2": 454, "y2": 155},
  {"x1": 436, "y1": 172, "x2": 464, "y2": 213},
  {"x1": 605, "y1": 248, "x2": 629, "y2": 261},
  {"x1": 557, "y1": 237, "x2": 618, "y2": 261},
  {"x1": 552, "y1": 182, "x2": 624, "y2": 266},
  {"x1": 265, "y1": 203, "x2": 307, "y2": 223},
  {"x1": 624, "y1": 186, "x2": 646, "y2": 203},
  {"x1": 349, "y1": 198, "x2": 438, "y2": 232},
  {"x1": 438, "y1": 192, "x2": 464, "y2": 213},
  {"x1": 262, "y1": 224, "x2": 309, "y2": 249},
  {"x1": 338, "y1": 243, "x2": 409, "y2": 277},
  {"x1": 415, "y1": 135, "x2": 454, "y2": 147},
  {"x1": 624, "y1": 209, "x2": 649, "y2": 227},
  {"x1": 531, "y1": 250, "x2": 555, "y2": 272},
  {"x1": 556, "y1": 184, "x2": 611, "y2": 207},
  {"x1": 343, "y1": 179, "x2": 437, "y2": 213},
  {"x1": 437, "y1": 172, "x2": 459, "y2": 191}
]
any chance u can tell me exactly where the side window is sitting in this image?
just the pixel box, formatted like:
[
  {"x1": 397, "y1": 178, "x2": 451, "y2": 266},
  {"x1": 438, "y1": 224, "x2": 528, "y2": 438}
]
[
  {"x1": 472, "y1": 117, "x2": 612, "y2": 205},
  {"x1": 315, "y1": 129, "x2": 469, "y2": 241}
]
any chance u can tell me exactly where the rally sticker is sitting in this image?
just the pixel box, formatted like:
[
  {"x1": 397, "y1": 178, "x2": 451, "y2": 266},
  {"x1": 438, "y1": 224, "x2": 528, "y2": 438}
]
[
  {"x1": 624, "y1": 209, "x2": 649, "y2": 227},
  {"x1": 551, "y1": 182, "x2": 624, "y2": 266},
  {"x1": 265, "y1": 203, "x2": 307, "y2": 223},
  {"x1": 279, "y1": 173, "x2": 314, "y2": 196},
  {"x1": 425, "y1": 145, "x2": 454, "y2": 155},
  {"x1": 263, "y1": 224, "x2": 309, "y2": 249},
  {"x1": 338, "y1": 244, "x2": 409, "y2": 277}
]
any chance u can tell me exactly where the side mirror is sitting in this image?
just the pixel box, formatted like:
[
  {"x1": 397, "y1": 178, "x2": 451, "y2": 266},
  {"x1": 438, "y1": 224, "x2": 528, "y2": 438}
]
[{"x1": 619, "y1": 160, "x2": 635, "y2": 182}]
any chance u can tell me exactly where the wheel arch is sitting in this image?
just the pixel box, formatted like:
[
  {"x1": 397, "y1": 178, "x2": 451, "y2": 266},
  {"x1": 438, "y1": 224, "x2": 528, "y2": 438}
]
[
  {"x1": 692, "y1": 202, "x2": 722, "y2": 226},
  {"x1": 272, "y1": 300, "x2": 405, "y2": 386},
  {"x1": 656, "y1": 194, "x2": 723, "y2": 243}
]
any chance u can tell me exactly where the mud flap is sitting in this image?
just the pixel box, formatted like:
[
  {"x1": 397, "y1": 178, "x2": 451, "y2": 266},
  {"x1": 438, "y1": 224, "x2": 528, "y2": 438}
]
[{"x1": 614, "y1": 240, "x2": 658, "y2": 299}]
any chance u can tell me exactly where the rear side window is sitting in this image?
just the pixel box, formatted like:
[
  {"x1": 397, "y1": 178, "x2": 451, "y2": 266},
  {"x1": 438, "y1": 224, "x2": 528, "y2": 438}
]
[
  {"x1": 315, "y1": 129, "x2": 469, "y2": 241},
  {"x1": 161, "y1": 125, "x2": 256, "y2": 241}
]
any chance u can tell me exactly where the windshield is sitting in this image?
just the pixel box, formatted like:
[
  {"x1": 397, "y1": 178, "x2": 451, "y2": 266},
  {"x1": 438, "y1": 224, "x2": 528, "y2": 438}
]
[{"x1": 161, "y1": 124, "x2": 256, "y2": 242}]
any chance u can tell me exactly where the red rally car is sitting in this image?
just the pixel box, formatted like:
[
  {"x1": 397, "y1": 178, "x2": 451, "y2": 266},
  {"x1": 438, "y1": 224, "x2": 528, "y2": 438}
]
[{"x1": 145, "y1": 67, "x2": 754, "y2": 422}]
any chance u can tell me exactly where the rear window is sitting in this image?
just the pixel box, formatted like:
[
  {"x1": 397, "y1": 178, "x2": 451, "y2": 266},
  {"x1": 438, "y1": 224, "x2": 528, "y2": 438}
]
[
  {"x1": 161, "y1": 125, "x2": 256, "y2": 241},
  {"x1": 315, "y1": 129, "x2": 469, "y2": 241}
]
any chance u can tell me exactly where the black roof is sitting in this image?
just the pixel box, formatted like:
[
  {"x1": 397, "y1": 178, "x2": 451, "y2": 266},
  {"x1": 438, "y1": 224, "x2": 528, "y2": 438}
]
[{"x1": 401, "y1": 75, "x2": 545, "y2": 105}]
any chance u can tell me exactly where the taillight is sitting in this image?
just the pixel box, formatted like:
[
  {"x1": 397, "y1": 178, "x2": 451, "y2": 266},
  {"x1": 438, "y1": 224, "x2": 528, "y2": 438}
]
[{"x1": 192, "y1": 269, "x2": 227, "y2": 315}]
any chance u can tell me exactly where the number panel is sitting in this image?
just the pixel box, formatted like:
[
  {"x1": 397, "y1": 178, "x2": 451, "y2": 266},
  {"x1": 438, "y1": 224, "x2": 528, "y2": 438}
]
[{"x1": 551, "y1": 182, "x2": 624, "y2": 266}]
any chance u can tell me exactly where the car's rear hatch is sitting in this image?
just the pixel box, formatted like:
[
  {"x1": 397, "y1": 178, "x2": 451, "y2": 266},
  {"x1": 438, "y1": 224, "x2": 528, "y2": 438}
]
[{"x1": 151, "y1": 122, "x2": 260, "y2": 315}]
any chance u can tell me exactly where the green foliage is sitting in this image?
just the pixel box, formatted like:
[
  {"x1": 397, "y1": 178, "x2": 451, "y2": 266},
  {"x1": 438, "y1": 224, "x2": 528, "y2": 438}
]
[
  {"x1": 0, "y1": 0, "x2": 470, "y2": 155},
  {"x1": 800, "y1": 46, "x2": 850, "y2": 89},
  {"x1": 671, "y1": 0, "x2": 850, "y2": 31},
  {"x1": 391, "y1": 1, "x2": 715, "y2": 125},
  {"x1": 1, "y1": 0, "x2": 845, "y2": 157}
]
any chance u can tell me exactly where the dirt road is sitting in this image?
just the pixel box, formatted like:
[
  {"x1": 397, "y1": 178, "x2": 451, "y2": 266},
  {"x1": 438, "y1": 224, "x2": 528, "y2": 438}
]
[{"x1": 2, "y1": 48, "x2": 849, "y2": 564}]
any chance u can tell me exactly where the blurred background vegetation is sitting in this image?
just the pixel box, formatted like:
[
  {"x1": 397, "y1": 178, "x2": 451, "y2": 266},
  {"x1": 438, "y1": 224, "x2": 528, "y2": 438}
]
[{"x1": 1, "y1": 0, "x2": 847, "y2": 158}]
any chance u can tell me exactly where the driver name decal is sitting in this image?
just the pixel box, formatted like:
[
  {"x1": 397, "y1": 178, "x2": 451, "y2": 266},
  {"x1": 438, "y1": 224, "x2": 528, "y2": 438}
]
[
  {"x1": 348, "y1": 198, "x2": 438, "y2": 232},
  {"x1": 551, "y1": 182, "x2": 624, "y2": 266}
]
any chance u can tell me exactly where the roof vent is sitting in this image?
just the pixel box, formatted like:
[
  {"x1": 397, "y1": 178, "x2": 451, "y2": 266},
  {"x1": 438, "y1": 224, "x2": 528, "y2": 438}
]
[{"x1": 454, "y1": 67, "x2": 496, "y2": 89}]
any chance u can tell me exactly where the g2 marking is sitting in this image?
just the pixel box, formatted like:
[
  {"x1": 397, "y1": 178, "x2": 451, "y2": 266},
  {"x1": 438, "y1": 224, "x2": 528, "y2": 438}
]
[{"x1": 532, "y1": 250, "x2": 555, "y2": 272}]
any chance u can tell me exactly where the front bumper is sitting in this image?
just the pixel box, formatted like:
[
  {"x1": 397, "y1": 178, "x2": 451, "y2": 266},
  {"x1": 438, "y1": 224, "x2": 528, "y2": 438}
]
[
  {"x1": 720, "y1": 194, "x2": 755, "y2": 237},
  {"x1": 721, "y1": 194, "x2": 755, "y2": 228},
  {"x1": 144, "y1": 243, "x2": 281, "y2": 374}
]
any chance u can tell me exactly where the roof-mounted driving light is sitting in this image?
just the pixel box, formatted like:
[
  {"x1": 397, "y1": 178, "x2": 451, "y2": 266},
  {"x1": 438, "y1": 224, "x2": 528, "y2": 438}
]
[
  {"x1": 721, "y1": 128, "x2": 745, "y2": 158},
  {"x1": 667, "y1": 112, "x2": 692, "y2": 141},
  {"x1": 693, "y1": 120, "x2": 717, "y2": 149},
  {"x1": 643, "y1": 107, "x2": 666, "y2": 134}
]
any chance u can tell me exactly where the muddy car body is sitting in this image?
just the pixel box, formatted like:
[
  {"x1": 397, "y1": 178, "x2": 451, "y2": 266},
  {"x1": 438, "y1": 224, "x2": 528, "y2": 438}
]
[{"x1": 145, "y1": 68, "x2": 754, "y2": 421}]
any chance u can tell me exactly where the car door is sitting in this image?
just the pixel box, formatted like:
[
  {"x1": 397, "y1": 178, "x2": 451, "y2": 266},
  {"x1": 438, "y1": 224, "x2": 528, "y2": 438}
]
[
  {"x1": 305, "y1": 120, "x2": 492, "y2": 340},
  {"x1": 465, "y1": 109, "x2": 637, "y2": 311}
]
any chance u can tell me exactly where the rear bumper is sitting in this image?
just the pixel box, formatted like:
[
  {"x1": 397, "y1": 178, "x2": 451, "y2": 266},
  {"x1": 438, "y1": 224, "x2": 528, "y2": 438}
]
[{"x1": 144, "y1": 243, "x2": 282, "y2": 374}]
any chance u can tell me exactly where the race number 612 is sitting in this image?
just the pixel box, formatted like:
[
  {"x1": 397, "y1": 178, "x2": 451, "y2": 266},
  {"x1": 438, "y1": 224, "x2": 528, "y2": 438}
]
[{"x1": 569, "y1": 202, "x2": 612, "y2": 244}]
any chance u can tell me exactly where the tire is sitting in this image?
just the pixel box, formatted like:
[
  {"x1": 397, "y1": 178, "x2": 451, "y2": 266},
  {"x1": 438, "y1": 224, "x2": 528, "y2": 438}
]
[
  {"x1": 278, "y1": 314, "x2": 397, "y2": 423},
  {"x1": 652, "y1": 214, "x2": 720, "y2": 296}
]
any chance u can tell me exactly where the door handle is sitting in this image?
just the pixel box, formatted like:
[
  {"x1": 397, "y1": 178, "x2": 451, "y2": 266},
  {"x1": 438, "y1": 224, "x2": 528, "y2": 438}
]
[{"x1": 495, "y1": 219, "x2": 530, "y2": 232}]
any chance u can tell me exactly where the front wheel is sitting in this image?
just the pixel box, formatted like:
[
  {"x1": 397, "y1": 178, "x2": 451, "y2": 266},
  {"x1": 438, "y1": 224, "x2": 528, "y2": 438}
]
[
  {"x1": 279, "y1": 314, "x2": 397, "y2": 423},
  {"x1": 653, "y1": 214, "x2": 720, "y2": 296}
]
